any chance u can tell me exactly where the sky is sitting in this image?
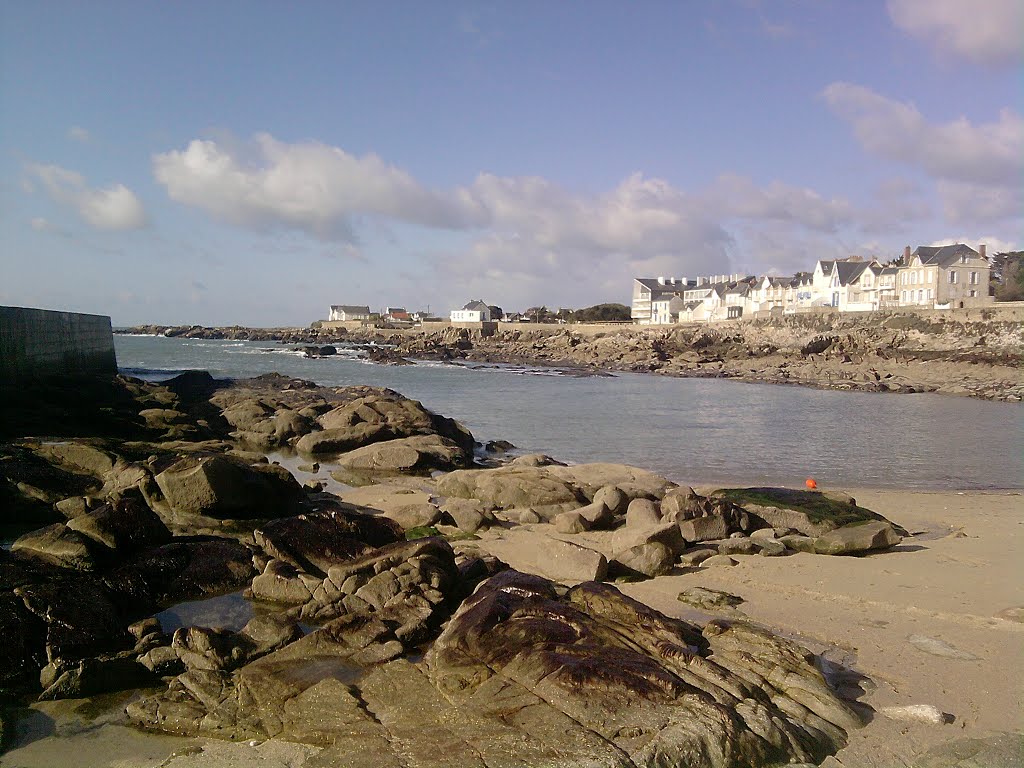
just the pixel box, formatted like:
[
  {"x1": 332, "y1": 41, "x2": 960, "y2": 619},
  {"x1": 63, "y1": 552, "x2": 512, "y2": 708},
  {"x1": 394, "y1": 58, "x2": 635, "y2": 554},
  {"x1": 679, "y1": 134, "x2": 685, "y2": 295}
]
[{"x1": 1, "y1": 1, "x2": 1020, "y2": 326}]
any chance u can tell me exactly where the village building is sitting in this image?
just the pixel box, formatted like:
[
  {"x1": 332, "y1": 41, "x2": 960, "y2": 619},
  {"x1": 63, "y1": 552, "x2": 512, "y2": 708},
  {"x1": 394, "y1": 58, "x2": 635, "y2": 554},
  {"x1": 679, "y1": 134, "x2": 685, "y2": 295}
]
[
  {"x1": 450, "y1": 300, "x2": 492, "y2": 323},
  {"x1": 631, "y1": 243, "x2": 993, "y2": 324},
  {"x1": 328, "y1": 305, "x2": 371, "y2": 322}
]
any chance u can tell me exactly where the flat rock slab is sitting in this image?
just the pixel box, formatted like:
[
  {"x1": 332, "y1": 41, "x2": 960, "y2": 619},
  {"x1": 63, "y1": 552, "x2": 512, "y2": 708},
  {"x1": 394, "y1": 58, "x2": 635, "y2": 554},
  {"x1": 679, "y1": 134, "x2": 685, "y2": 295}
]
[{"x1": 481, "y1": 530, "x2": 608, "y2": 583}]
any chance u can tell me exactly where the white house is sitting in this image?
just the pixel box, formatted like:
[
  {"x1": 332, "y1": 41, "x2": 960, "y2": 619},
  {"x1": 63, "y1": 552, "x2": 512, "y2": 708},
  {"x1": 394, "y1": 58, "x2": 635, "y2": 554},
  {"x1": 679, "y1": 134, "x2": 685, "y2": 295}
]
[
  {"x1": 631, "y1": 277, "x2": 692, "y2": 323},
  {"x1": 450, "y1": 300, "x2": 492, "y2": 323},
  {"x1": 328, "y1": 305, "x2": 371, "y2": 321}
]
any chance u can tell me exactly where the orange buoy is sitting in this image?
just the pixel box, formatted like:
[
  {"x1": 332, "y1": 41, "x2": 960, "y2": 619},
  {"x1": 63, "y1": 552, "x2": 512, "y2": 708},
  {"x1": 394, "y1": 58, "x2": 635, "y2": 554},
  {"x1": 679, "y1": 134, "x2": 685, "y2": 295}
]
[{"x1": 805, "y1": 477, "x2": 818, "y2": 490}]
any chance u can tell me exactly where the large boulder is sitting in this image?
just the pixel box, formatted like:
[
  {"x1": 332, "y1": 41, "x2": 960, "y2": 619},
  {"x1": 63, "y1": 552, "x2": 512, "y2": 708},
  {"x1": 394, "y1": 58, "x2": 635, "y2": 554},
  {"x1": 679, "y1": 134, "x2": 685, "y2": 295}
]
[
  {"x1": 436, "y1": 466, "x2": 584, "y2": 517},
  {"x1": 66, "y1": 492, "x2": 171, "y2": 554},
  {"x1": 154, "y1": 455, "x2": 303, "y2": 521},
  {"x1": 254, "y1": 508, "x2": 403, "y2": 577},
  {"x1": 294, "y1": 422, "x2": 393, "y2": 457},
  {"x1": 547, "y1": 463, "x2": 677, "y2": 501},
  {"x1": 482, "y1": 532, "x2": 608, "y2": 583},
  {"x1": 10, "y1": 524, "x2": 103, "y2": 571},
  {"x1": 813, "y1": 520, "x2": 903, "y2": 555},
  {"x1": 711, "y1": 487, "x2": 902, "y2": 537},
  {"x1": 334, "y1": 435, "x2": 469, "y2": 474}
]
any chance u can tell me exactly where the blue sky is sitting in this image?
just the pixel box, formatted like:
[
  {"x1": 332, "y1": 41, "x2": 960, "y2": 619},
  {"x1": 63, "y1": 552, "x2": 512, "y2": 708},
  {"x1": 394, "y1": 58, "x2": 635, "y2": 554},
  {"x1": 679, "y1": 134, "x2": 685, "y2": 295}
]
[{"x1": 1, "y1": 1, "x2": 1020, "y2": 326}]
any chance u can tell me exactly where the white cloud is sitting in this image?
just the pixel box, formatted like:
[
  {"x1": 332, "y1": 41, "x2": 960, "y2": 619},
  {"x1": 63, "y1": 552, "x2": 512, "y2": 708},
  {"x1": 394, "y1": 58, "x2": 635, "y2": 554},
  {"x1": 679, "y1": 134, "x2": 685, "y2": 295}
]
[
  {"x1": 68, "y1": 126, "x2": 91, "y2": 143},
  {"x1": 888, "y1": 0, "x2": 1023, "y2": 66},
  {"x1": 153, "y1": 134, "x2": 467, "y2": 240},
  {"x1": 29, "y1": 164, "x2": 147, "y2": 230},
  {"x1": 823, "y1": 83, "x2": 1023, "y2": 187},
  {"x1": 30, "y1": 217, "x2": 51, "y2": 231}
]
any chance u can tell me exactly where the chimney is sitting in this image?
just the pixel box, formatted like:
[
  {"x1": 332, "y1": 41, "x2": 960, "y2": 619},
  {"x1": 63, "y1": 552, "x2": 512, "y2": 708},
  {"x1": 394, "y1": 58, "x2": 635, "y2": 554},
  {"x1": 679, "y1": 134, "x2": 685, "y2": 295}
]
[
  {"x1": 903, "y1": 246, "x2": 911, "y2": 262},
  {"x1": 657, "y1": 276, "x2": 665, "y2": 285},
  {"x1": 979, "y1": 244, "x2": 987, "y2": 260}
]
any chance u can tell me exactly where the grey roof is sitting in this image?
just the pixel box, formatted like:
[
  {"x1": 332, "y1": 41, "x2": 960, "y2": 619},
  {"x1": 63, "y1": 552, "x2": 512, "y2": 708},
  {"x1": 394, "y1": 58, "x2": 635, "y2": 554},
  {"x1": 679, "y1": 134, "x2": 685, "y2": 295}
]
[
  {"x1": 462, "y1": 300, "x2": 489, "y2": 311},
  {"x1": 833, "y1": 260, "x2": 870, "y2": 286},
  {"x1": 880, "y1": 266, "x2": 900, "y2": 275},
  {"x1": 816, "y1": 260, "x2": 837, "y2": 274},
  {"x1": 331, "y1": 305, "x2": 370, "y2": 314},
  {"x1": 911, "y1": 243, "x2": 981, "y2": 266}
]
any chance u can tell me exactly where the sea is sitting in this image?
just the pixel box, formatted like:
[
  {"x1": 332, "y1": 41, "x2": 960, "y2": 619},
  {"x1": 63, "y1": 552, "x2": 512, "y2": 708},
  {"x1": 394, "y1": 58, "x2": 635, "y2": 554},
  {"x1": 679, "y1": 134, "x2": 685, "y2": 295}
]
[{"x1": 114, "y1": 334, "x2": 1023, "y2": 491}]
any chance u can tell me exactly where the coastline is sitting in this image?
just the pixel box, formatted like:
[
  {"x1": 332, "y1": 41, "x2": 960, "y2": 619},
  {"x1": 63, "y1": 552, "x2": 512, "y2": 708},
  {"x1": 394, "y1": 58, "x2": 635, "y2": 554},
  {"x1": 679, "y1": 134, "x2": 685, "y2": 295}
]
[
  {"x1": 117, "y1": 306, "x2": 1024, "y2": 403},
  {"x1": 1, "y1": 371, "x2": 1020, "y2": 767}
]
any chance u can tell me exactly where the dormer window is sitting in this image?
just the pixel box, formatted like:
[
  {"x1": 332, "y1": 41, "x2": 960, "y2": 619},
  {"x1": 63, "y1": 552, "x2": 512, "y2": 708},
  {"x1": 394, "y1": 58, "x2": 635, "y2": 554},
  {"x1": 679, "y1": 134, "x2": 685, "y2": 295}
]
[{"x1": 960, "y1": 255, "x2": 968, "y2": 264}]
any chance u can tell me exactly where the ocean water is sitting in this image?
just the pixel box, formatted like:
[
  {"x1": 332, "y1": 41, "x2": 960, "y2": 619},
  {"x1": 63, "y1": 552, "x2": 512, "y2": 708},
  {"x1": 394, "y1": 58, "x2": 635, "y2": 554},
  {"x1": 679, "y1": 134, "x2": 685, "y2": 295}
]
[{"x1": 114, "y1": 335, "x2": 1023, "y2": 491}]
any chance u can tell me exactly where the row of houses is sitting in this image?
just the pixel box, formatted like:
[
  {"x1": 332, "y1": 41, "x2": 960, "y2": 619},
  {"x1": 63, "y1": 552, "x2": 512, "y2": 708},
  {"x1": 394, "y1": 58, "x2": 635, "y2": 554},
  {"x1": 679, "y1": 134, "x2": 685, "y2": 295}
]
[
  {"x1": 327, "y1": 305, "x2": 434, "y2": 325},
  {"x1": 632, "y1": 243, "x2": 994, "y2": 325}
]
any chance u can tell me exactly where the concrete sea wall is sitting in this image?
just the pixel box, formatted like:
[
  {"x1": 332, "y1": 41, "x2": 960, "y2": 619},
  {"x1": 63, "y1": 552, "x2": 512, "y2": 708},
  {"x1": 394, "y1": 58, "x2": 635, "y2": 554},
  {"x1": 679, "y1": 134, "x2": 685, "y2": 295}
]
[{"x1": 0, "y1": 306, "x2": 116, "y2": 381}]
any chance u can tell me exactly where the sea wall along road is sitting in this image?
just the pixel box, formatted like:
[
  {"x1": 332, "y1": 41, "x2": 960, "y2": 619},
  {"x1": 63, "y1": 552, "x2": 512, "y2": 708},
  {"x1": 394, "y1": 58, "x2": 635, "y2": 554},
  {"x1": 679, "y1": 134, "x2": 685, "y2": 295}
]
[{"x1": 0, "y1": 306, "x2": 116, "y2": 382}]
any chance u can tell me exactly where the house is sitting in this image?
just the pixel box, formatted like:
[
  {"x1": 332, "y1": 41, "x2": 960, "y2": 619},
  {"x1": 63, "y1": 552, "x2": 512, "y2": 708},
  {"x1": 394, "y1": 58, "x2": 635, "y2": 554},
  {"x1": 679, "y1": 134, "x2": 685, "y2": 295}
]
[
  {"x1": 328, "y1": 305, "x2": 371, "y2": 322},
  {"x1": 898, "y1": 244, "x2": 992, "y2": 309},
  {"x1": 650, "y1": 293, "x2": 686, "y2": 324},
  {"x1": 631, "y1": 277, "x2": 694, "y2": 323},
  {"x1": 450, "y1": 300, "x2": 492, "y2": 323}
]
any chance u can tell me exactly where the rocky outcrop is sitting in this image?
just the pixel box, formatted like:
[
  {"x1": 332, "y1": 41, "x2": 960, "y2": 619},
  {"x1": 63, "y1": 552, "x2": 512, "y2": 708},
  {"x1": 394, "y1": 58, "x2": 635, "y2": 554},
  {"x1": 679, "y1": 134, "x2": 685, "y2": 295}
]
[{"x1": 126, "y1": 571, "x2": 861, "y2": 766}]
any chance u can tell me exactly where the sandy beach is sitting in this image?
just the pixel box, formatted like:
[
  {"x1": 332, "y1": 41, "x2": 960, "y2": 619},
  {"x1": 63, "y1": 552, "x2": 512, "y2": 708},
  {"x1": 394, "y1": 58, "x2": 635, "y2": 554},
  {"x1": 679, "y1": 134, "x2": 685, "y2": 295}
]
[{"x1": 2, "y1": 486, "x2": 1020, "y2": 768}]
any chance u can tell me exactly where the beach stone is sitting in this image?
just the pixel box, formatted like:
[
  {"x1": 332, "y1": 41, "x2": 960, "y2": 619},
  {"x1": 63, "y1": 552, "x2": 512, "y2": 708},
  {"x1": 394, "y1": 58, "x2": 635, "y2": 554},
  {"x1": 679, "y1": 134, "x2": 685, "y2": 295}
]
[
  {"x1": 10, "y1": 523, "x2": 102, "y2": 571},
  {"x1": 335, "y1": 435, "x2": 468, "y2": 474},
  {"x1": 547, "y1": 462, "x2": 677, "y2": 501},
  {"x1": 155, "y1": 454, "x2": 303, "y2": 520},
  {"x1": 436, "y1": 466, "x2": 583, "y2": 515},
  {"x1": 908, "y1": 634, "x2": 980, "y2": 661},
  {"x1": 702, "y1": 554, "x2": 738, "y2": 567},
  {"x1": 440, "y1": 498, "x2": 491, "y2": 533},
  {"x1": 508, "y1": 453, "x2": 566, "y2": 467},
  {"x1": 254, "y1": 507, "x2": 402, "y2": 577},
  {"x1": 483, "y1": 535, "x2": 608, "y2": 583},
  {"x1": 678, "y1": 547, "x2": 718, "y2": 566},
  {"x1": 612, "y1": 521, "x2": 686, "y2": 556},
  {"x1": 813, "y1": 520, "x2": 902, "y2": 555},
  {"x1": 625, "y1": 498, "x2": 661, "y2": 527},
  {"x1": 717, "y1": 536, "x2": 757, "y2": 556},
  {"x1": 31, "y1": 442, "x2": 115, "y2": 478},
  {"x1": 554, "y1": 510, "x2": 589, "y2": 534},
  {"x1": 54, "y1": 495, "x2": 98, "y2": 519},
  {"x1": 383, "y1": 503, "x2": 441, "y2": 530},
  {"x1": 755, "y1": 539, "x2": 787, "y2": 557},
  {"x1": 251, "y1": 559, "x2": 313, "y2": 605},
  {"x1": 66, "y1": 491, "x2": 171, "y2": 554},
  {"x1": 659, "y1": 487, "x2": 702, "y2": 521},
  {"x1": 576, "y1": 500, "x2": 614, "y2": 529},
  {"x1": 677, "y1": 586, "x2": 744, "y2": 610},
  {"x1": 751, "y1": 527, "x2": 784, "y2": 539},
  {"x1": 612, "y1": 541, "x2": 674, "y2": 578},
  {"x1": 678, "y1": 515, "x2": 730, "y2": 543},
  {"x1": 780, "y1": 534, "x2": 816, "y2": 553},
  {"x1": 294, "y1": 423, "x2": 392, "y2": 456},
  {"x1": 593, "y1": 484, "x2": 628, "y2": 516},
  {"x1": 879, "y1": 704, "x2": 949, "y2": 725}
]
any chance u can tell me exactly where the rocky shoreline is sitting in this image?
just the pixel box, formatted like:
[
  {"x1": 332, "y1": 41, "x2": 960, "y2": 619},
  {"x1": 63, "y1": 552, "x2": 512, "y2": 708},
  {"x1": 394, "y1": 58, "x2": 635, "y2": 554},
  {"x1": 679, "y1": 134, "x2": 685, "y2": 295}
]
[
  {"x1": 1, "y1": 369, "x2": 958, "y2": 766},
  {"x1": 121, "y1": 307, "x2": 1024, "y2": 402}
]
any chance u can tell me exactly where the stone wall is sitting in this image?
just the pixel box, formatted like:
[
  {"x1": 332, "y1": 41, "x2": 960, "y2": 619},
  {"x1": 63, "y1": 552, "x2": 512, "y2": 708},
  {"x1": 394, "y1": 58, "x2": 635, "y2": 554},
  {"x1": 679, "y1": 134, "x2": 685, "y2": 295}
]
[{"x1": 0, "y1": 306, "x2": 116, "y2": 381}]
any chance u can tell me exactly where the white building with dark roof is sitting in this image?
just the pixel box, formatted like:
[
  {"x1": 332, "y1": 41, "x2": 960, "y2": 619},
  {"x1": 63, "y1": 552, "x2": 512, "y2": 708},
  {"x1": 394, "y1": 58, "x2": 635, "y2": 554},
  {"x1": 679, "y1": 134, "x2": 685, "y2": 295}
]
[
  {"x1": 328, "y1": 305, "x2": 371, "y2": 321},
  {"x1": 450, "y1": 300, "x2": 492, "y2": 323}
]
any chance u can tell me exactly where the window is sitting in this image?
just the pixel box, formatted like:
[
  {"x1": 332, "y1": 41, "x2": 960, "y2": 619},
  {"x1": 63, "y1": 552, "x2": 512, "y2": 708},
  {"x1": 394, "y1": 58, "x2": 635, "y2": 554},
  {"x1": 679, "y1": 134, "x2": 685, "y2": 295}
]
[
  {"x1": 948, "y1": 271, "x2": 957, "y2": 284},
  {"x1": 927, "y1": 288, "x2": 933, "y2": 300},
  {"x1": 918, "y1": 270, "x2": 924, "y2": 283},
  {"x1": 901, "y1": 290, "x2": 906, "y2": 302},
  {"x1": 969, "y1": 290, "x2": 977, "y2": 298},
  {"x1": 970, "y1": 271, "x2": 978, "y2": 285},
  {"x1": 918, "y1": 290, "x2": 923, "y2": 302}
]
